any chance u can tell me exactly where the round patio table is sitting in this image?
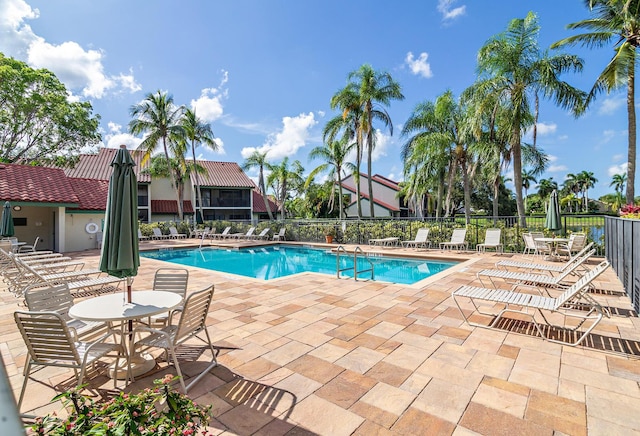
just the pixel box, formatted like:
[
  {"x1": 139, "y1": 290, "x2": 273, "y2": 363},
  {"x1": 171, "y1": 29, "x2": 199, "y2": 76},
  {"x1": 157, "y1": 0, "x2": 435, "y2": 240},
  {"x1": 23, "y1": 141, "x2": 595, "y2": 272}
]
[
  {"x1": 69, "y1": 290, "x2": 182, "y2": 379},
  {"x1": 534, "y1": 237, "x2": 569, "y2": 262}
]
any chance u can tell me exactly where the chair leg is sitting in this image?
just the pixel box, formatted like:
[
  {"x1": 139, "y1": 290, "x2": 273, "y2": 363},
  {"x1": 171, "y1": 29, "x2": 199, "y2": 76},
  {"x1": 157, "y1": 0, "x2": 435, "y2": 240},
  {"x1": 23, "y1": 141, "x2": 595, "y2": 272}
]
[{"x1": 17, "y1": 360, "x2": 32, "y2": 410}]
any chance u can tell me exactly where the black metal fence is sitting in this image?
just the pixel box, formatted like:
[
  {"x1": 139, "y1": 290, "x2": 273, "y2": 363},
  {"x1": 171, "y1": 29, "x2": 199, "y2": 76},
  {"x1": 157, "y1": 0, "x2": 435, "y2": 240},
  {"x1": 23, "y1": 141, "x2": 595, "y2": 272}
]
[
  {"x1": 605, "y1": 216, "x2": 640, "y2": 314},
  {"x1": 277, "y1": 215, "x2": 607, "y2": 256}
]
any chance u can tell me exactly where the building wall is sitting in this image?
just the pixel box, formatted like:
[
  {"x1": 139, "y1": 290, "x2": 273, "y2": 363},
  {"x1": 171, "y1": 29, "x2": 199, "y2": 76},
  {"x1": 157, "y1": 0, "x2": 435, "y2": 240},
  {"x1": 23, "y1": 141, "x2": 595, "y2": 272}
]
[
  {"x1": 341, "y1": 175, "x2": 400, "y2": 210},
  {"x1": 149, "y1": 178, "x2": 194, "y2": 201},
  {"x1": 10, "y1": 205, "x2": 57, "y2": 251},
  {"x1": 344, "y1": 199, "x2": 393, "y2": 218},
  {"x1": 64, "y1": 212, "x2": 104, "y2": 252}
]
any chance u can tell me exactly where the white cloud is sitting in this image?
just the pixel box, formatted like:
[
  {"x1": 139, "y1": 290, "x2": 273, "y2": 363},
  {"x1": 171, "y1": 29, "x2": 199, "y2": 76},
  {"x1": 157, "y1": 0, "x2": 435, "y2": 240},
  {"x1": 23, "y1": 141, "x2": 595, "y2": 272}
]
[
  {"x1": 608, "y1": 162, "x2": 628, "y2": 177},
  {"x1": 547, "y1": 154, "x2": 558, "y2": 163},
  {"x1": 612, "y1": 154, "x2": 624, "y2": 162},
  {"x1": 437, "y1": 0, "x2": 466, "y2": 21},
  {"x1": 212, "y1": 137, "x2": 225, "y2": 155},
  {"x1": 548, "y1": 164, "x2": 568, "y2": 172},
  {"x1": 190, "y1": 70, "x2": 229, "y2": 123},
  {"x1": 0, "y1": 0, "x2": 140, "y2": 99},
  {"x1": 102, "y1": 122, "x2": 142, "y2": 149},
  {"x1": 525, "y1": 122, "x2": 557, "y2": 138},
  {"x1": 598, "y1": 96, "x2": 625, "y2": 115},
  {"x1": 241, "y1": 112, "x2": 317, "y2": 160},
  {"x1": 405, "y1": 52, "x2": 433, "y2": 78},
  {"x1": 372, "y1": 130, "x2": 392, "y2": 161}
]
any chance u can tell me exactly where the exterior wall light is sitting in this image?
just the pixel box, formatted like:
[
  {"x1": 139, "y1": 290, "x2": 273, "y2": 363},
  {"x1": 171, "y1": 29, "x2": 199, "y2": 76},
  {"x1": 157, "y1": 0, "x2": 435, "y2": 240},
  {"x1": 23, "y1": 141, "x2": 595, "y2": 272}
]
[{"x1": 13, "y1": 205, "x2": 21, "y2": 211}]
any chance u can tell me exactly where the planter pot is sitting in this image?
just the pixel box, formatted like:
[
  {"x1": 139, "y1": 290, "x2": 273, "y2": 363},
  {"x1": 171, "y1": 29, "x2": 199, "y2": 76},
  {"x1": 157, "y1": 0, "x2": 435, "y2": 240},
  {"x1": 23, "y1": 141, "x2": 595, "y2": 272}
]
[{"x1": 325, "y1": 235, "x2": 333, "y2": 243}]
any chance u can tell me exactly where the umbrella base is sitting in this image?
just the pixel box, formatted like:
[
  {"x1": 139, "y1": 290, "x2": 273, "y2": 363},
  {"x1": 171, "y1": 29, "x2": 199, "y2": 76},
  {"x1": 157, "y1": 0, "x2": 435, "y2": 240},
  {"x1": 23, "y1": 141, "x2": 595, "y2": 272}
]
[{"x1": 109, "y1": 353, "x2": 155, "y2": 380}]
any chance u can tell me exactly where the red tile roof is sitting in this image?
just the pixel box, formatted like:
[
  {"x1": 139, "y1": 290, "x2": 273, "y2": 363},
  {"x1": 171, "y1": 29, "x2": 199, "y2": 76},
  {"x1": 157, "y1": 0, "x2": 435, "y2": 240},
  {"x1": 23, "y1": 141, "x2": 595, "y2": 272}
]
[
  {"x1": 372, "y1": 174, "x2": 400, "y2": 191},
  {"x1": 252, "y1": 190, "x2": 278, "y2": 213},
  {"x1": 63, "y1": 147, "x2": 152, "y2": 182},
  {"x1": 0, "y1": 164, "x2": 79, "y2": 205},
  {"x1": 341, "y1": 184, "x2": 400, "y2": 212},
  {"x1": 151, "y1": 200, "x2": 195, "y2": 214},
  {"x1": 67, "y1": 178, "x2": 110, "y2": 210},
  {"x1": 196, "y1": 161, "x2": 256, "y2": 188}
]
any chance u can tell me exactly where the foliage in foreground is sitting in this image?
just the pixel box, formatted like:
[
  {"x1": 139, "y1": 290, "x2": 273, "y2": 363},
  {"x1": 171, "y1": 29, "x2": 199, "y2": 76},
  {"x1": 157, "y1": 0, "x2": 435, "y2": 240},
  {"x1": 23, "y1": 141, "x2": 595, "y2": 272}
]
[
  {"x1": 620, "y1": 204, "x2": 640, "y2": 219},
  {"x1": 30, "y1": 375, "x2": 212, "y2": 436}
]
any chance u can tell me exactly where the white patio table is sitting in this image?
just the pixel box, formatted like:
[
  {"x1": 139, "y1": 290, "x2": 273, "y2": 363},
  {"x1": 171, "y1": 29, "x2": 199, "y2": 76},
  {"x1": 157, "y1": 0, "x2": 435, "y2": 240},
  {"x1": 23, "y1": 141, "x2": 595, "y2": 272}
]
[
  {"x1": 534, "y1": 237, "x2": 569, "y2": 262},
  {"x1": 69, "y1": 290, "x2": 182, "y2": 379}
]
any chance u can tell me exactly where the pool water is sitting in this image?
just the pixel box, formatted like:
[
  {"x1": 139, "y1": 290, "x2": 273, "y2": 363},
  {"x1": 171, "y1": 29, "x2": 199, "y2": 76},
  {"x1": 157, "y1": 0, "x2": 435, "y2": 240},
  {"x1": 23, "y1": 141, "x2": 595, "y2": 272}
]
[{"x1": 140, "y1": 245, "x2": 457, "y2": 285}]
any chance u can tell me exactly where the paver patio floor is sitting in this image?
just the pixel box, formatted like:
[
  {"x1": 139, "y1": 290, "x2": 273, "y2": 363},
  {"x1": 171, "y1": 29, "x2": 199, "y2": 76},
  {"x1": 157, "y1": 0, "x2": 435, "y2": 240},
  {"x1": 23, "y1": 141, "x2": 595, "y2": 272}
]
[{"x1": 3, "y1": 241, "x2": 640, "y2": 435}]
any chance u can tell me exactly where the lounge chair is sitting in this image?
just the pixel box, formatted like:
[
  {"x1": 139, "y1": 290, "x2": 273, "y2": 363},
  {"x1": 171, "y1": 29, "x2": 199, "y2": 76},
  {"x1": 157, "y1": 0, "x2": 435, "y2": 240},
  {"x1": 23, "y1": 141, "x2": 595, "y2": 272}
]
[
  {"x1": 369, "y1": 237, "x2": 400, "y2": 247},
  {"x1": 131, "y1": 285, "x2": 217, "y2": 393},
  {"x1": 495, "y1": 242, "x2": 595, "y2": 276},
  {"x1": 169, "y1": 226, "x2": 187, "y2": 239},
  {"x1": 476, "y1": 248, "x2": 596, "y2": 292},
  {"x1": 439, "y1": 228, "x2": 468, "y2": 251},
  {"x1": 401, "y1": 228, "x2": 430, "y2": 249},
  {"x1": 452, "y1": 260, "x2": 610, "y2": 346},
  {"x1": 14, "y1": 310, "x2": 124, "y2": 410},
  {"x1": 234, "y1": 227, "x2": 256, "y2": 239},
  {"x1": 273, "y1": 228, "x2": 286, "y2": 241},
  {"x1": 210, "y1": 227, "x2": 231, "y2": 240},
  {"x1": 138, "y1": 229, "x2": 150, "y2": 241},
  {"x1": 190, "y1": 226, "x2": 210, "y2": 239},
  {"x1": 476, "y1": 228, "x2": 503, "y2": 253},
  {"x1": 252, "y1": 228, "x2": 271, "y2": 240},
  {"x1": 152, "y1": 228, "x2": 170, "y2": 240},
  {"x1": 18, "y1": 236, "x2": 40, "y2": 253}
]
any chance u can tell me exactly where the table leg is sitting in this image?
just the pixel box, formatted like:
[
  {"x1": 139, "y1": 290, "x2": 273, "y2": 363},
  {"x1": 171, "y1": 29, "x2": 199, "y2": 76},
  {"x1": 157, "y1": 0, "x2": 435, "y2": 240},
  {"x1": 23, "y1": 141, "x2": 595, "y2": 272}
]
[{"x1": 107, "y1": 320, "x2": 156, "y2": 380}]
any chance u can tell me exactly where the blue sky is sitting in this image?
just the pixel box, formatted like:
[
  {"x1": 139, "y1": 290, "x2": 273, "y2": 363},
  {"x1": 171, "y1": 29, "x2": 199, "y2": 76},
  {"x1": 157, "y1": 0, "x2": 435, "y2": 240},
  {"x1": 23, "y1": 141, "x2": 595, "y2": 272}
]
[{"x1": 0, "y1": 0, "x2": 634, "y2": 199}]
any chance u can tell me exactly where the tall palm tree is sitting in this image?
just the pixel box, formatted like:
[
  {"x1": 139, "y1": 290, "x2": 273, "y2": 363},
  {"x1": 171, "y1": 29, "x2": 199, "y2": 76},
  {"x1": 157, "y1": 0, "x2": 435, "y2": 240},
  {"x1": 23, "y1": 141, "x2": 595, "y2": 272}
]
[
  {"x1": 267, "y1": 158, "x2": 304, "y2": 219},
  {"x1": 577, "y1": 170, "x2": 598, "y2": 211},
  {"x1": 470, "y1": 12, "x2": 585, "y2": 226},
  {"x1": 348, "y1": 64, "x2": 405, "y2": 217},
  {"x1": 327, "y1": 86, "x2": 364, "y2": 218},
  {"x1": 552, "y1": 0, "x2": 639, "y2": 204},
  {"x1": 537, "y1": 177, "x2": 558, "y2": 211},
  {"x1": 305, "y1": 138, "x2": 356, "y2": 219},
  {"x1": 242, "y1": 151, "x2": 274, "y2": 221},
  {"x1": 522, "y1": 169, "x2": 538, "y2": 212},
  {"x1": 610, "y1": 172, "x2": 627, "y2": 199},
  {"x1": 129, "y1": 90, "x2": 185, "y2": 218},
  {"x1": 180, "y1": 108, "x2": 218, "y2": 225}
]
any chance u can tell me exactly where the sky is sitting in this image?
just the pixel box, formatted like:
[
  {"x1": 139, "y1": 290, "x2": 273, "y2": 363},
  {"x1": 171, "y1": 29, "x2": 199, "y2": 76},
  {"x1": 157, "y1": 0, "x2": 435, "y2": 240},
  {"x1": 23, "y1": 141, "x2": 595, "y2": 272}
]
[{"x1": 0, "y1": 0, "x2": 634, "y2": 200}]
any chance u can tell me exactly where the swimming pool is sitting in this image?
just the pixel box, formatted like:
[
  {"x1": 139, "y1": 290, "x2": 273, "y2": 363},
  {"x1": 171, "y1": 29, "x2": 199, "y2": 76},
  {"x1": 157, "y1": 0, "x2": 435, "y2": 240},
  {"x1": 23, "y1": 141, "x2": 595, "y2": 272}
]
[{"x1": 140, "y1": 245, "x2": 457, "y2": 285}]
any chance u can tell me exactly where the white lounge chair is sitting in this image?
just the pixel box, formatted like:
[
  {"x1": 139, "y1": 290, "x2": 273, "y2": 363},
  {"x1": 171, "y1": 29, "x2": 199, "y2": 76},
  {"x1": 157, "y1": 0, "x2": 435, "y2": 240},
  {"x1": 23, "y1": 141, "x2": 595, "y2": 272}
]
[
  {"x1": 439, "y1": 228, "x2": 468, "y2": 251},
  {"x1": 210, "y1": 227, "x2": 231, "y2": 240},
  {"x1": 138, "y1": 229, "x2": 150, "y2": 241},
  {"x1": 495, "y1": 242, "x2": 595, "y2": 276},
  {"x1": 476, "y1": 228, "x2": 503, "y2": 253},
  {"x1": 169, "y1": 226, "x2": 187, "y2": 239},
  {"x1": 452, "y1": 260, "x2": 610, "y2": 346},
  {"x1": 401, "y1": 228, "x2": 430, "y2": 249},
  {"x1": 152, "y1": 228, "x2": 170, "y2": 240},
  {"x1": 234, "y1": 227, "x2": 256, "y2": 239},
  {"x1": 14, "y1": 310, "x2": 124, "y2": 409},
  {"x1": 252, "y1": 228, "x2": 271, "y2": 240},
  {"x1": 18, "y1": 236, "x2": 40, "y2": 253},
  {"x1": 130, "y1": 285, "x2": 217, "y2": 393},
  {"x1": 273, "y1": 228, "x2": 286, "y2": 241}
]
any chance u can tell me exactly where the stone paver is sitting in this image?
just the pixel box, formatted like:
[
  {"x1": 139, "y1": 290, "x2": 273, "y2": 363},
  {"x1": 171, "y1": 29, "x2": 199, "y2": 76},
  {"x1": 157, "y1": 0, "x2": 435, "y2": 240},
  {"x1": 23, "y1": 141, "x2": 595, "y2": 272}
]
[{"x1": 3, "y1": 241, "x2": 640, "y2": 435}]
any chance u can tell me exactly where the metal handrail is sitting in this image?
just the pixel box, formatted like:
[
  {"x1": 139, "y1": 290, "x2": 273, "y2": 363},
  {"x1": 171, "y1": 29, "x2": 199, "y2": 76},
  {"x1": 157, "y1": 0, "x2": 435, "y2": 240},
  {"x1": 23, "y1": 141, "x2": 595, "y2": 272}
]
[
  {"x1": 335, "y1": 245, "x2": 352, "y2": 279},
  {"x1": 353, "y1": 246, "x2": 374, "y2": 281}
]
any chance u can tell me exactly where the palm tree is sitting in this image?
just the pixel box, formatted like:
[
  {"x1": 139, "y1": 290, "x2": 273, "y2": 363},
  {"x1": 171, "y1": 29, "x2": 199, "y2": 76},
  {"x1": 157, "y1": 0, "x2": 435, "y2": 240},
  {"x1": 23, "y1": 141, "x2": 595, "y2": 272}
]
[
  {"x1": 242, "y1": 151, "x2": 274, "y2": 221},
  {"x1": 552, "y1": 0, "x2": 639, "y2": 204},
  {"x1": 305, "y1": 138, "x2": 356, "y2": 219},
  {"x1": 180, "y1": 108, "x2": 218, "y2": 225},
  {"x1": 522, "y1": 169, "x2": 538, "y2": 212},
  {"x1": 537, "y1": 177, "x2": 558, "y2": 211},
  {"x1": 470, "y1": 12, "x2": 585, "y2": 226},
  {"x1": 577, "y1": 170, "x2": 598, "y2": 211},
  {"x1": 347, "y1": 64, "x2": 405, "y2": 217},
  {"x1": 267, "y1": 158, "x2": 304, "y2": 219},
  {"x1": 610, "y1": 172, "x2": 627, "y2": 207},
  {"x1": 129, "y1": 90, "x2": 185, "y2": 218}
]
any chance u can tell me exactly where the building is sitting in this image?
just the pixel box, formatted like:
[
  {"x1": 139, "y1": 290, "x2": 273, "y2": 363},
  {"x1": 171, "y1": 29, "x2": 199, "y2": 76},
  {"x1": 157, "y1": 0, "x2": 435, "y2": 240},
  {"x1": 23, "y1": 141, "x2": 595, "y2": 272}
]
[
  {"x1": 0, "y1": 147, "x2": 277, "y2": 252},
  {"x1": 340, "y1": 173, "x2": 409, "y2": 218}
]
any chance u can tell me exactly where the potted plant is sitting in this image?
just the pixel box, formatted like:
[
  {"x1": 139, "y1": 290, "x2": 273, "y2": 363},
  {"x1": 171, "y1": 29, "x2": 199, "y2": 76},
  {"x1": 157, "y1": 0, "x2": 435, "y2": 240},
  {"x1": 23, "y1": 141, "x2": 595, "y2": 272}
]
[{"x1": 324, "y1": 225, "x2": 336, "y2": 243}]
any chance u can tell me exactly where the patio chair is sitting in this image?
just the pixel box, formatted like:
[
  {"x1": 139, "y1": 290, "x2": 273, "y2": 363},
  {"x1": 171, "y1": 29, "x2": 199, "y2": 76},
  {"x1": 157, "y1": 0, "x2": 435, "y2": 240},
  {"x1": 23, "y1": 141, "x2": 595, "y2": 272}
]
[
  {"x1": 130, "y1": 285, "x2": 218, "y2": 393},
  {"x1": 476, "y1": 248, "x2": 596, "y2": 291},
  {"x1": 210, "y1": 226, "x2": 231, "y2": 240},
  {"x1": 273, "y1": 228, "x2": 286, "y2": 241},
  {"x1": 18, "y1": 236, "x2": 40, "y2": 253},
  {"x1": 476, "y1": 228, "x2": 503, "y2": 253},
  {"x1": 190, "y1": 226, "x2": 210, "y2": 239},
  {"x1": 252, "y1": 228, "x2": 271, "y2": 240},
  {"x1": 23, "y1": 282, "x2": 109, "y2": 340},
  {"x1": 495, "y1": 242, "x2": 595, "y2": 276},
  {"x1": 152, "y1": 228, "x2": 170, "y2": 240},
  {"x1": 148, "y1": 268, "x2": 189, "y2": 326},
  {"x1": 14, "y1": 310, "x2": 125, "y2": 410},
  {"x1": 556, "y1": 233, "x2": 587, "y2": 259},
  {"x1": 235, "y1": 227, "x2": 256, "y2": 239},
  {"x1": 439, "y1": 228, "x2": 468, "y2": 251},
  {"x1": 401, "y1": 228, "x2": 430, "y2": 249},
  {"x1": 169, "y1": 226, "x2": 187, "y2": 239},
  {"x1": 452, "y1": 260, "x2": 610, "y2": 346},
  {"x1": 138, "y1": 229, "x2": 150, "y2": 241}
]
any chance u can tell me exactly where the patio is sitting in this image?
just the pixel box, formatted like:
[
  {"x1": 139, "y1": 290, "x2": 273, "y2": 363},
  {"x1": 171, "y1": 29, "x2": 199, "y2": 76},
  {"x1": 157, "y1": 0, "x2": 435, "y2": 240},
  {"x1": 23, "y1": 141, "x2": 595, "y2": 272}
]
[{"x1": 3, "y1": 241, "x2": 640, "y2": 435}]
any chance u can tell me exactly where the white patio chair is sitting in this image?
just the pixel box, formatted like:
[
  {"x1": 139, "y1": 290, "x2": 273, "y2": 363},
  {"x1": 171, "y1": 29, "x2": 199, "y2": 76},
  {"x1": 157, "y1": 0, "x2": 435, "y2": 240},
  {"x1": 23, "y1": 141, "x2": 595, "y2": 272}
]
[
  {"x1": 130, "y1": 285, "x2": 217, "y2": 393},
  {"x1": 529, "y1": 231, "x2": 552, "y2": 258},
  {"x1": 14, "y1": 310, "x2": 125, "y2": 410},
  {"x1": 252, "y1": 228, "x2": 271, "y2": 240},
  {"x1": 169, "y1": 226, "x2": 187, "y2": 239},
  {"x1": 138, "y1": 229, "x2": 150, "y2": 241},
  {"x1": 556, "y1": 233, "x2": 587, "y2": 259},
  {"x1": 273, "y1": 228, "x2": 286, "y2": 241},
  {"x1": 148, "y1": 268, "x2": 189, "y2": 326},
  {"x1": 210, "y1": 227, "x2": 231, "y2": 240},
  {"x1": 440, "y1": 228, "x2": 468, "y2": 251},
  {"x1": 476, "y1": 228, "x2": 503, "y2": 253},
  {"x1": 152, "y1": 228, "x2": 169, "y2": 240},
  {"x1": 18, "y1": 236, "x2": 40, "y2": 253},
  {"x1": 235, "y1": 227, "x2": 256, "y2": 239},
  {"x1": 495, "y1": 242, "x2": 595, "y2": 276},
  {"x1": 452, "y1": 260, "x2": 610, "y2": 346},
  {"x1": 401, "y1": 228, "x2": 430, "y2": 249}
]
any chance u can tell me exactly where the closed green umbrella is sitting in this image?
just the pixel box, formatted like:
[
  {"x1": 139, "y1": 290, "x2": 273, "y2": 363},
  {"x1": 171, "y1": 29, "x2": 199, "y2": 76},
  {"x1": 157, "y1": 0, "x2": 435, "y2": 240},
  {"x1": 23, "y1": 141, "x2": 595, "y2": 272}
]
[
  {"x1": 99, "y1": 145, "x2": 139, "y2": 302},
  {"x1": 0, "y1": 202, "x2": 15, "y2": 238},
  {"x1": 545, "y1": 189, "x2": 562, "y2": 234}
]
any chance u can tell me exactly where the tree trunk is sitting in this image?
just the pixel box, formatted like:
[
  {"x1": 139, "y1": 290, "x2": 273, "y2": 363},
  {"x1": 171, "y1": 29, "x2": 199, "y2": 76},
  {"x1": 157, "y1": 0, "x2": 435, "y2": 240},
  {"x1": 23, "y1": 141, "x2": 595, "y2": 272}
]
[
  {"x1": 163, "y1": 137, "x2": 183, "y2": 220},
  {"x1": 512, "y1": 126, "x2": 526, "y2": 227},
  {"x1": 436, "y1": 170, "x2": 444, "y2": 219},
  {"x1": 627, "y1": 58, "x2": 636, "y2": 205},
  {"x1": 462, "y1": 160, "x2": 471, "y2": 226},
  {"x1": 492, "y1": 175, "x2": 499, "y2": 225},
  {"x1": 367, "y1": 123, "x2": 375, "y2": 218},
  {"x1": 355, "y1": 143, "x2": 362, "y2": 218},
  {"x1": 444, "y1": 159, "x2": 458, "y2": 217},
  {"x1": 191, "y1": 141, "x2": 204, "y2": 228},
  {"x1": 338, "y1": 172, "x2": 345, "y2": 219},
  {"x1": 259, "y1": 166, "x2": 274, "y2": 221}
]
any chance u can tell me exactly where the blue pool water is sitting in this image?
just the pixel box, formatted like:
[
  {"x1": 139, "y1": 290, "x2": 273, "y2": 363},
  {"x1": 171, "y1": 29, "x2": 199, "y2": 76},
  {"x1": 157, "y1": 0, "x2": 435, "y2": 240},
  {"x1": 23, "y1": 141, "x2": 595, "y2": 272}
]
[{"x1": 140, "y1": 245, "x2": 457, "y2": 285}]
